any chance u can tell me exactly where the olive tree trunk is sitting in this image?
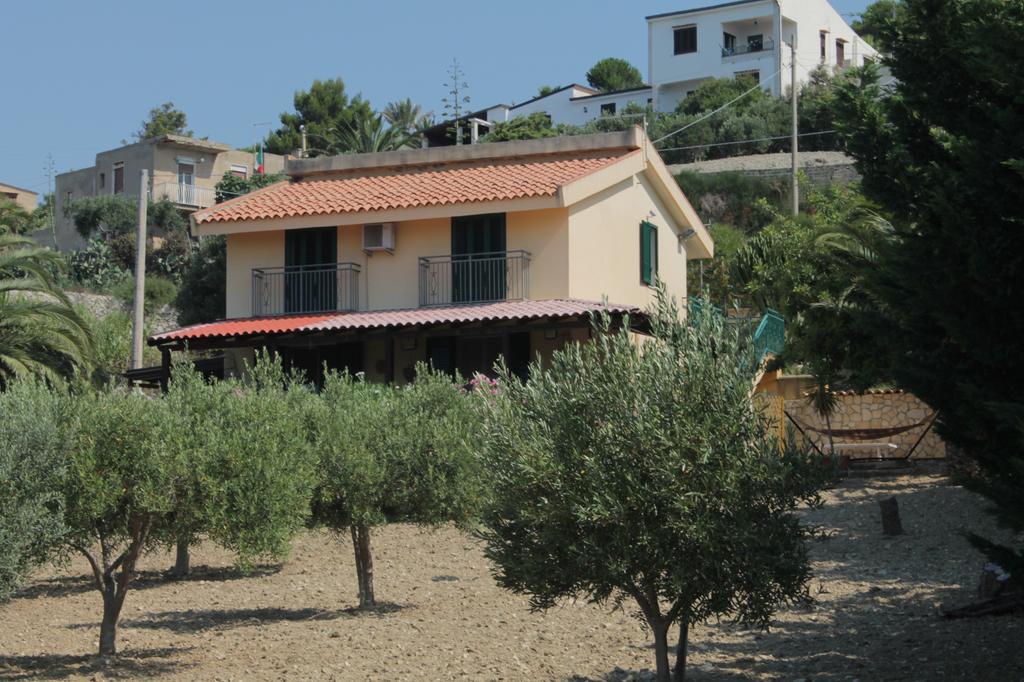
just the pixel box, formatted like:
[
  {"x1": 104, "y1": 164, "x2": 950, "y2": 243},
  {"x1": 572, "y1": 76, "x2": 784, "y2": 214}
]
[
  {"x1": 651, "y1": 619, "x2": 672, "y2": 682},
  {"x1": 674, "y1": 620, "x2": 689, "y2": 681},
  {"x1": 350, "y1": 524, "x2": 375, "y2": 608},
  {"x1": 173, "y1": 539, "x2": 190, "y2": 576},
  {"x1": 78, "y1": 515, "x2": 152, "y2": 657},
  {"x1": 98, "y1": 585, "x2": 126, "y2": 656}
]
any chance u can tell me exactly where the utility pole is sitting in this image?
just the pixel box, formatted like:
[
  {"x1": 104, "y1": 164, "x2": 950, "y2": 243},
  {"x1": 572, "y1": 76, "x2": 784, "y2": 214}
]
[
  {"x1": 790, "y1": 33, "x2": 799, "y2": 216},
  {"x1": 130, "y1": 169, "x2": 148, "y2": 371},
  {"x1": 43, "y1": 154, "x2": 56, "y2": 247}
]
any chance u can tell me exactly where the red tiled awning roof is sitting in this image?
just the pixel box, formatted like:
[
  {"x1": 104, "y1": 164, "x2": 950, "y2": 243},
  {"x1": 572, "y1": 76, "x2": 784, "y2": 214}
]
[
  {"x1": 150, "y1": 299, "x2": 642, "y2": 346},
  {"x1": 193, "y1": 151, "x2": 636, "y2": 225}
]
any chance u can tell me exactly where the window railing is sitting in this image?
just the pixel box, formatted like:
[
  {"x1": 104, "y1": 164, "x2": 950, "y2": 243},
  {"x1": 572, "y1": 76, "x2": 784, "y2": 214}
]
[
  {"x1": 252, "y1": 262, "x2": 360, "y2": 316},
  {"x1": 149, "y1": 182, "x2": 217, "y2": 208},
  {"x1": 419, "y1": 250, "x2": 530, "y2": 307},
  {"x1": 722, "y1": 38, "x2": 775, "y2": 57}
]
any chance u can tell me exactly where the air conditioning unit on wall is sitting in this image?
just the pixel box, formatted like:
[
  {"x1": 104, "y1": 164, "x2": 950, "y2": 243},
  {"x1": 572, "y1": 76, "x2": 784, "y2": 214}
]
[{"x1": 362, "y1": 222, "x2": 395, "y2": 253}]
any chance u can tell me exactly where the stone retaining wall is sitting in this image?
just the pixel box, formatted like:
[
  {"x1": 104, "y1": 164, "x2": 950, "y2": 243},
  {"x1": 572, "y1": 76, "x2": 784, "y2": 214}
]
[
  {"x1": 669, "y1": 151, "x2": 861, "y2": 186},
  {"x1": 785, "y1": 390, "x2": 946, "y2": 460}
]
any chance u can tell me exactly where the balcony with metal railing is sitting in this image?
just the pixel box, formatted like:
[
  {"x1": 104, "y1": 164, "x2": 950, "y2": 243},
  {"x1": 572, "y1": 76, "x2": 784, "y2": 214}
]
[
  {"x1": 150, "y1": 182, "x2": 217, "y2": 208},
  {"x1": 252, "y1": 262, "x2": 360, "y2": 316},
  {"x1": 722, "y1": 37, "x2": 775, "y2": 58},
  {"x1": 418, "y1": 250, "x2": 530, "y2": 307}
]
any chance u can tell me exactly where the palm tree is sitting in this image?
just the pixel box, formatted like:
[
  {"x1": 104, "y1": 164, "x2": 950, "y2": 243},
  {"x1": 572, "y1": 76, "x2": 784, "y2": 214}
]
[
  {"x1": 336, "y1": 113, "x2": 413, "y2": 154},
  {"x1": 382, "y1": 98, "x2": 423, "y2": 133},
  {"x1": 0, "y1": 235, "x2": 92, "y2": 388}
]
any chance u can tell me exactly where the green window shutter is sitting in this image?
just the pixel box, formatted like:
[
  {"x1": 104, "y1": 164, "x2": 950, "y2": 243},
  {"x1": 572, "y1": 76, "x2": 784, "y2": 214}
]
[{"x1": 640, "y1": 221, "x2": 657, "y2": 285}]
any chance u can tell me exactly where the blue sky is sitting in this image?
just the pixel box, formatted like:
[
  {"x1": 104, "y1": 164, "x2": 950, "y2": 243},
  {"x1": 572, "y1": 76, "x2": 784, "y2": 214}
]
[{"x1": 1, "y1": 0, "x2": 872, "y2": 200}]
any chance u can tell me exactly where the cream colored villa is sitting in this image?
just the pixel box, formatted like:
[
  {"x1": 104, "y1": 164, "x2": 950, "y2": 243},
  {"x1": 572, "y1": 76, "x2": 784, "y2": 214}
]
[{"x1": 149, "y1": 128, "x2": 713, "y2": 385}]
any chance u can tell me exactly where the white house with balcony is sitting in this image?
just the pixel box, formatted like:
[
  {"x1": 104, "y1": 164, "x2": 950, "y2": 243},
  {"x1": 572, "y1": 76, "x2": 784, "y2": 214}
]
[
  {"x1": 647, "y1": 0, "x2": 877, "y2": 109},
  {"x1": 53, "y1": 134, "x2": 284, "y2": 251},
  {"x1": 420, "y1": 0, "x2": 875, "y2": 144}
]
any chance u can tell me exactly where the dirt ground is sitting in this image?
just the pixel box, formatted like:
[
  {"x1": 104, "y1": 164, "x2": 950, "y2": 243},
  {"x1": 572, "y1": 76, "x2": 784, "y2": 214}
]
[{"x1": 2, "y1": 472, "x2": 1023, "y2": 681}]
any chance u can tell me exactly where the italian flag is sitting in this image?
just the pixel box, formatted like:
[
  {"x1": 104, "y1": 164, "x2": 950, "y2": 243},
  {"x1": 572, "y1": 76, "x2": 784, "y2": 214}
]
[{"x1": 255, "y1": 145, "x2": 265, "y2": 174}]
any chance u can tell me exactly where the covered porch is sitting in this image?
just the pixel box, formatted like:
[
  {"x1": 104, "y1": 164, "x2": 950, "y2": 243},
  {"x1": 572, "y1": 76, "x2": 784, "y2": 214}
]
[{"x1": 147, "y1": 299, "x2": 646, "y2": 388}]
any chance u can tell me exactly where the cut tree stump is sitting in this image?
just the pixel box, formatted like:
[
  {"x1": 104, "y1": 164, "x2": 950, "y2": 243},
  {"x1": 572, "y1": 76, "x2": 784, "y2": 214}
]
[{"x1": 879, "y1": 496, "x2": 904, "y2": 535}]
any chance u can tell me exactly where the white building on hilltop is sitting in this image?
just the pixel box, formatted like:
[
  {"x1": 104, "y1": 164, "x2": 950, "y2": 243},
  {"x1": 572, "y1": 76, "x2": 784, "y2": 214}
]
[
  {"x1": 425, "y1": 0, "x2": 875, "y2": 145},
  {"x1": 647, "y1": 0, "x2": 877, "y2": 109}
]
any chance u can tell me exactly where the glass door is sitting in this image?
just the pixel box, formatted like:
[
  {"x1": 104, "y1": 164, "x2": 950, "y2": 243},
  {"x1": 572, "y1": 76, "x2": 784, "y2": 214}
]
[
  {"x1": 451, "y1": 213, "x2": 506, "y2": 303},
  {"x1": 284, "y1": 227, "x2": 337, "y2": 313},
  {"x1": 177, "y1": 162, "x2": 195, "y2": 205}
]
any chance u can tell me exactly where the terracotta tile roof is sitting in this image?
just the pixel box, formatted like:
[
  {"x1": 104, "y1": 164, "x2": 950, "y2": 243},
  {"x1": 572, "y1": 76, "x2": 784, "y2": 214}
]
[
  {"x1": 193, "y1": 152, "x2": 635, "y2": 224},
  {"x1": 151, "y1": 299, "x2": 641, "y2": 345}
]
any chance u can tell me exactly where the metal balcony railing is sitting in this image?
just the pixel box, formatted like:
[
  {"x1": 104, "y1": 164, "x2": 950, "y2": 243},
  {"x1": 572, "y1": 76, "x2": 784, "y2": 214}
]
[
  {"x1": 418, "y1": 250, "x2": 530, "y2": 307},
  {"x1": 252, "y1": 262, "x2": 360, "y2": 316},
  {"x1": 722, "y1": 38, "x2": 775, "y2": 57},
  {"x1": 753, "y1": 309, "x2": 785, "y2": 363},
  {"x1": 689, "y1": 298, "x2": 785, "y2": 365},
  {"x1": 150, "y1": 182, "x2": 217, "y2": 208}
]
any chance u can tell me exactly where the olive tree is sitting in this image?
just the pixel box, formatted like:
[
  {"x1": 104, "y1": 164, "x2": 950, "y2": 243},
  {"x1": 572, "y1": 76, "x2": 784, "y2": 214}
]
[
  {"x1": 160, "y1": 357, "x2": 318, "y2": 574},
  {"x1": 63, "y1": 355, "x2": 317, "y2": 657},
  {"x1": 62, "y1": 388, "x2": 176, "y2": 657},
  {"x1": 478, "y1": 294, "x2": 826, "y2": 681},
  {"x1": 315, "y1": 367, "x2": 482, "y2": 608},
  {"x1": 0, "y1": 381, "x2": 69, "y2": 601}
]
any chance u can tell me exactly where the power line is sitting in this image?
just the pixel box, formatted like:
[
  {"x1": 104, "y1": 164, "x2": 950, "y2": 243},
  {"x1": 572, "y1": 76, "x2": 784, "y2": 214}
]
[
  {"x1": 658, "y1": 129, "x2": 837, "y2": 153},
  {"x1": 651, "y1": 66, "x2": 784, "y2": 146}
]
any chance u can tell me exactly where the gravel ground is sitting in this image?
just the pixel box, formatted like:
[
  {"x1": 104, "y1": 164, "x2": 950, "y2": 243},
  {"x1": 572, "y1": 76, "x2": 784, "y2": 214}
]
[{"x1": 1, "y1": 473, "x2": 1022, "y2": 680}]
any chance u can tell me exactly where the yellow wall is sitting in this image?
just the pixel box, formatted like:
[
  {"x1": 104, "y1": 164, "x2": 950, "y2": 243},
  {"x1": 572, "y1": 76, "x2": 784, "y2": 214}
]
[
  {"x1": 226, "y1": 208, "x2": 572, "y2": 317},
  {"x1": 567, "y1": 173, "x2": 688, "y2": 309},
  {"x1": 226, "y1": 230, "x2": 284, "y2": 318}
]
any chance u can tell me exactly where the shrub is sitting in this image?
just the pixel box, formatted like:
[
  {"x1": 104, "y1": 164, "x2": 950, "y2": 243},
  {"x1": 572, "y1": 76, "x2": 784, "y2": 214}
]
[
  {"x1": 675, "y1": 170, "x2": 788, "y2": 232},
  {"x1": 478, "y1": 291, "x2": 826, "y2": 681},
  {"x1": 111, "y1": 275, "x2": 177, "y2": 313},
  {"x1": 480, "y1": 112, "x2": 559, "y2": 142},
  {"x1": 64, "y1": 239, "x2": 129, "y2": 291},
  {"x1": 0, "y1": 381, "x2": 68, "y2": 601}
]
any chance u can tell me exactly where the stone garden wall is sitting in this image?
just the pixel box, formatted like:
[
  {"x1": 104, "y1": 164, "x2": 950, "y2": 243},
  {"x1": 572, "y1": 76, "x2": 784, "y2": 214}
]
[{"x1": 785, "y1": 389, "x2": 947, "y2": 460}]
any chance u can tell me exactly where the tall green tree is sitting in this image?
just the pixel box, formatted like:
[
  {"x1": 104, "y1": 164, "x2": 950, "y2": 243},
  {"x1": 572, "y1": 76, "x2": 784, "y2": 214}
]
[
  {"x1": 831, "y1": 1, "x2": 1024, "y2": 573},
  {"x1": 585, "y1": 57, "x2": 644, "y2": 92},
  {"x1": 174, "y1": 235, "x2": 226, "y2": 325},
  {"x1": 851, "y1": 0, "x2": 906, "y2": 52},
  {"x1": 479, "y1": 294, "x2": 825, "y2": 681},
  {"x1": 134, "y1": 102, "x2": 192, "y2": 141},
  {"x1": 264, "y1": 78, "x2": 373, "y2": 157}
]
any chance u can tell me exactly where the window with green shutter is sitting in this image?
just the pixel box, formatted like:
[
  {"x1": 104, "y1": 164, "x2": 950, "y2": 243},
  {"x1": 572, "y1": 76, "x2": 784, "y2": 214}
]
[{"x1": 640, "y1": 221, "x2": 658, "y2": 285}]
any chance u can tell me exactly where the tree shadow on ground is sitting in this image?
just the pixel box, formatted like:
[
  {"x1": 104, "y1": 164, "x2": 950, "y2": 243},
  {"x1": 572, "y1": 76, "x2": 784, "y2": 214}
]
[
  {"x1": 108, "y1": 602, "x2": 408, "y2": 634},
  {"x1": 0, "y1": 646, "x2": 192, "y2": 681},
  {"x1": 13, "y1": 563, "x2": 282, "y2": 600}
]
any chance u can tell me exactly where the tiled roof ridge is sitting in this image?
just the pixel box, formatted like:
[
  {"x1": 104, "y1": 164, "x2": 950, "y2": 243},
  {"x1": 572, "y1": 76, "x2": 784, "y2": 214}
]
[{"x1": 192, "y1": 151, "x2": 633, "y2": 225}]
